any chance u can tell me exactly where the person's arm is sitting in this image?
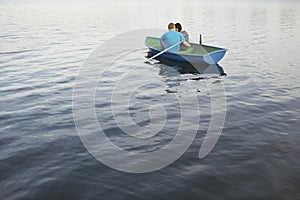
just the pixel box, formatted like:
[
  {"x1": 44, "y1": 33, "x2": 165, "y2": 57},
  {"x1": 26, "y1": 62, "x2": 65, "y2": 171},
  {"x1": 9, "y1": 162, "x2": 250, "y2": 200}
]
[
  {"x1": 180, "y1": 32, "x2": 190, "y2": 48},
  {"x1": 160, "y1": 34, "x2": 166, "y2": 49},
  {"x1": 183, "y1": 31, "x2": 189, "y2": 43},
  {"x1": 160, "y1": 39, "x2": 166, "y2": 50},
  {"x1": 182, "y1": 41, "x2": 191, "y2": 48}
]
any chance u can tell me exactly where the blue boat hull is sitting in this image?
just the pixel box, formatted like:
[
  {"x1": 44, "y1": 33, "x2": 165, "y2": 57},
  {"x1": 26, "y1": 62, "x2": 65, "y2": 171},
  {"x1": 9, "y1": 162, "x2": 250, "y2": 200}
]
[
  {"x1": 147, "y1": 51, "x2": 226, "y2": 75},
  {"x1": 148, "y1": 47, "x2": 226, "y2": 65}
]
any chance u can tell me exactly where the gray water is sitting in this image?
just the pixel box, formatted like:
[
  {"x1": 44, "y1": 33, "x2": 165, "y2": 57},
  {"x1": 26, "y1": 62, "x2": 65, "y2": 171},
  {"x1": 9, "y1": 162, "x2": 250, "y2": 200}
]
[{"x1": 1, "y1": 0, "x2": 300, "y2": 199}]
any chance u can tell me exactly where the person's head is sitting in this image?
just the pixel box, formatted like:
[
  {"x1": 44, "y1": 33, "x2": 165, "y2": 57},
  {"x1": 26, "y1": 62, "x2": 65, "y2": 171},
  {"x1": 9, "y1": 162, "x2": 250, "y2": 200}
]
[
  {"x1": 175, "y1": 23, "x2": 182, "y2": 32},
  {"x1": 168, "y1": 23, "x2": 175, "y2": 30}
]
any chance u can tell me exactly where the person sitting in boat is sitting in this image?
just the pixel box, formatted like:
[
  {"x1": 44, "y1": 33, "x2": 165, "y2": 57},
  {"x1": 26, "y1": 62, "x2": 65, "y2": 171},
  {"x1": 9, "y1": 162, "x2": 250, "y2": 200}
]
[
  {"x1": 160, "y1": 23, "x2": 190, "y2": 53},
  {"x1": 175, "y1": 23, "x2": 189, "y2": 51}
]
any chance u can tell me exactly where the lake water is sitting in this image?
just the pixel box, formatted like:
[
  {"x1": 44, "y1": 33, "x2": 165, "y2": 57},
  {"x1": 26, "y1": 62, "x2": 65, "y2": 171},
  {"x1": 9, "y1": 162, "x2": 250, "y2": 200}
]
[{"x1": 1, "y1": 0, "x2": 300, "y2": 199}]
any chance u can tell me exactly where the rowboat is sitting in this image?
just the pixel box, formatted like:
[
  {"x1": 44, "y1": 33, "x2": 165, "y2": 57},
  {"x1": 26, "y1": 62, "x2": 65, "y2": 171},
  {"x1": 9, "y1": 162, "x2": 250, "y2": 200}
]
[{"x1": 145, "y1": 36, "x2": 227, "y2": 65}]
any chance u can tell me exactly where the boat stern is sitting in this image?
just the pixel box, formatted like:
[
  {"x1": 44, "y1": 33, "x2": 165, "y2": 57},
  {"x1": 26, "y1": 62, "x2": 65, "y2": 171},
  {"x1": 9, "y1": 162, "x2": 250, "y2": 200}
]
[{"x1": 203, "y1": 50, "x2": 227, "y2": 65}]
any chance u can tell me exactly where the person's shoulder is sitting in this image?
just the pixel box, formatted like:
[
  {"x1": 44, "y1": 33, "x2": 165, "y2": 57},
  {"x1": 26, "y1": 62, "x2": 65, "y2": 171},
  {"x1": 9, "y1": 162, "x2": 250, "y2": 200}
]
[
  {"x1": 182, "y1": 30, "x2": 189, "y2": 35},
  {"x1": 173, "y1": 31, "x2": 181, "y2": 35},
  {"x1": 161, "y1": 31, "x2": 168, "y2": 38},
  {"x1": 163, "y1": 31, "x2": 172, "y2": 36},
  {"x1": 166, "y1": 31, "x2": 178, "y2": 37},
  {"x1": 177, "y1": 31, "x2": 185, "y2": 37}
]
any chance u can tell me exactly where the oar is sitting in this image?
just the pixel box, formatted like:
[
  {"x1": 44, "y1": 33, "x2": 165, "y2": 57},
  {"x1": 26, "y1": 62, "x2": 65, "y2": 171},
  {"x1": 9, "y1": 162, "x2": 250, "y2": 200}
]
[{"x1": 145, "y1": 40, "x2": 184, "y2": 64}]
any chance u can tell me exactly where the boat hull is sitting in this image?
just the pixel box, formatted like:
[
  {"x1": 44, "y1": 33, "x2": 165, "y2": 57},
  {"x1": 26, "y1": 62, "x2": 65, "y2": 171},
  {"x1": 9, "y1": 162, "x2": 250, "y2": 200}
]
[
  {"x1": 147, "y1": 51, "x2": 226, "y2": 75},
  {"x1": 148, "y1": 47, "x2": 226, "y2": 65}
]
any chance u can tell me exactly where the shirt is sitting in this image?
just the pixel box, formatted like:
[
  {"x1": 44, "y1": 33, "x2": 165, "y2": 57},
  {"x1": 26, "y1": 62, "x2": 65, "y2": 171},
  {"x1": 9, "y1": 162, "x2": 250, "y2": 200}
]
[{"x1": 160, "y1": 30, "x2": 185, "y2": 53}]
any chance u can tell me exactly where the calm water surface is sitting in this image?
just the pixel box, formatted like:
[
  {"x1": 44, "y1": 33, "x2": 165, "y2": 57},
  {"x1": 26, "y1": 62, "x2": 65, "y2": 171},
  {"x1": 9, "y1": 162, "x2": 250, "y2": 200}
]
[{"x1": 1, "y1": 0, "x2": 300, "y2": 199}]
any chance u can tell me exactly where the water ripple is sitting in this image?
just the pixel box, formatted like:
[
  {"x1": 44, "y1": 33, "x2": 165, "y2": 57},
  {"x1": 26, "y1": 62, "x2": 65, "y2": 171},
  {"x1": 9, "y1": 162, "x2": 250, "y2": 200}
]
[{"x1": 0, "y1": 0, "x2": 300, "y2": 199}]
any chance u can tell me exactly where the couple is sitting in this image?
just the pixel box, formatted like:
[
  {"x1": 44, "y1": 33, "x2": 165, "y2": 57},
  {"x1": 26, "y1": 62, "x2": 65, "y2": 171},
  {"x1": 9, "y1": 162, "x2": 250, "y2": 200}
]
[{"x1": 160, "y1": 23, "x2": 190, "y2": 53}]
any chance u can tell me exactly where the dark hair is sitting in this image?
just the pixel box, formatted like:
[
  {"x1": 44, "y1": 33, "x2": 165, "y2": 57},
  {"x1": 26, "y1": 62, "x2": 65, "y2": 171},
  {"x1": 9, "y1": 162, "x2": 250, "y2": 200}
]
[{"x1": 175, "y1": 23, "x2": 182, "y2": 32}]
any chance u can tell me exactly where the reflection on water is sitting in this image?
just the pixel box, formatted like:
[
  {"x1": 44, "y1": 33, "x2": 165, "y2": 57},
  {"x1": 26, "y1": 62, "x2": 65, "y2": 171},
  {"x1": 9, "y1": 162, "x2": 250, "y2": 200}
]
[
  {"x1": 156, "y1": 61, "x2": 225, "y2": 96},
  {"x1": 158, "y1": 62, "x2": 226, "y2": 76}
]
